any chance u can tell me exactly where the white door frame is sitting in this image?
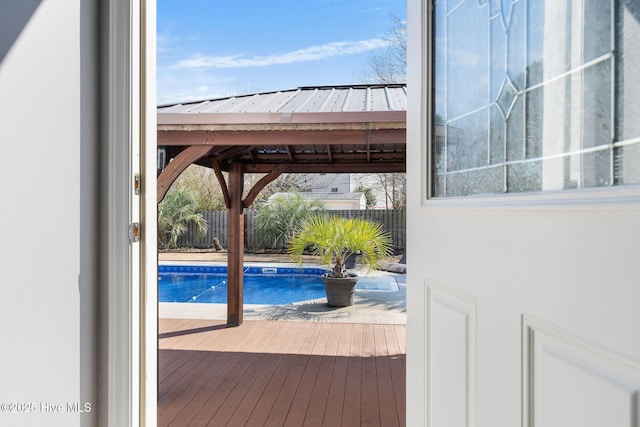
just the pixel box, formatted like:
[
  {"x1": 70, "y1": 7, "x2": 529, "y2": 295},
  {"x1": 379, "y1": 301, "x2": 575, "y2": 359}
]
[
  {"x1": 405, "y1": 0, "x2": 429, "y2": 423},
  {"x1": 102, "y1": 0, "x2": 157, "y2": 426}
]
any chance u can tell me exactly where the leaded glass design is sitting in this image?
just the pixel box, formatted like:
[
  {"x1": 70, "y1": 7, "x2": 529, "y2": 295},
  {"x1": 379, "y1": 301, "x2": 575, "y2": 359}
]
[{"x1": 432, "y1": 0, "x2": 640, "y2": 197}]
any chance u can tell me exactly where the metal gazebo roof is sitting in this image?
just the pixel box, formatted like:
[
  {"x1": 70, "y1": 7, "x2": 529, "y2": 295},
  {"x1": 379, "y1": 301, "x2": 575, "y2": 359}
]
[
  {"x1": 157, "y1": 84, "x2": 407, "y2": 176},
  {"x1": 158, "y1": 83, "x2": 406, "y2": 115}
]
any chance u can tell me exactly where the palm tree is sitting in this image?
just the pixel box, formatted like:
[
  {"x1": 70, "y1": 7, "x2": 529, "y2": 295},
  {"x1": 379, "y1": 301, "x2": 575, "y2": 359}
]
[
  {"x1": 158, "y1": 188, "x2": 208, "y2": 249},
  {"x1": 289, "y1": 215, "x2": 393, "y2": 278}
]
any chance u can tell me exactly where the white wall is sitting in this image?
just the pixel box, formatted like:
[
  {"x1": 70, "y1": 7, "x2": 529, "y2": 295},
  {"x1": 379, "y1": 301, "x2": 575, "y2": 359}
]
[
  {"x1": 309, "y1": 173, "x2": 351, "y2": 193},
  {"x1": 0, "y1": 1, "x2": 98, "y2": 425},
  {"x1": 322, "y1": 197, "x2": 366, "y2": 210}
]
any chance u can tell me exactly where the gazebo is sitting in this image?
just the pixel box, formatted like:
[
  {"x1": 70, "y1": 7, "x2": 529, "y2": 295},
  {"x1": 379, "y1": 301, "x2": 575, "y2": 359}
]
[{"x1": 157, "y1": 84, "x2": 406, "y2": 326}]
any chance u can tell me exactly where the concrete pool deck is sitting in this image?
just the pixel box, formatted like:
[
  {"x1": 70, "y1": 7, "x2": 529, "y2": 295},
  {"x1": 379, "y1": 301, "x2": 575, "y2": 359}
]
[{"x1": 158, "y1": 251, "x2": 406, "y2": 324}]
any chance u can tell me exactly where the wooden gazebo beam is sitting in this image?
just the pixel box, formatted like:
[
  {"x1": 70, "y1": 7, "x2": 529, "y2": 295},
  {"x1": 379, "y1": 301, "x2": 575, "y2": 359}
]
[
  {"x1": 157, "y1": 128, "x2": 405, "y2": 146},
  {"x1": 157, "y1": 110, "x2": 406, "y2": 128},
  {"x1": 241, "y1": 162, "x2": 405, "y2": 174}
]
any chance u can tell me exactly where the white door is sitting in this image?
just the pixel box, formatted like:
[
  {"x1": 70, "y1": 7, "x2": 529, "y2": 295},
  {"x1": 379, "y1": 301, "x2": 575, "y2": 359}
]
[{"x1": 406, "y1": 1, "x2": 640, "y2": 426}]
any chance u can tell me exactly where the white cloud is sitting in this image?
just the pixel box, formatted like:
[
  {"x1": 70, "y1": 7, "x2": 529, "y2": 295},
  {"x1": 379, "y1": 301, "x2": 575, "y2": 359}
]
[{"x1": 172, "y1": 38, "x2": 389, "y2": 70}]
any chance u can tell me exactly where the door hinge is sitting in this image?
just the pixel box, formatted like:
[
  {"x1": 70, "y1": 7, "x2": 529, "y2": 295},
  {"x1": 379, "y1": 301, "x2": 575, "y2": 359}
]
[
  {"x1": 134, "y1": 173, "x2": 141, "y2": 195},
  {"x1": 129, "y1": 222, "x2": 140, "y2": 243}
]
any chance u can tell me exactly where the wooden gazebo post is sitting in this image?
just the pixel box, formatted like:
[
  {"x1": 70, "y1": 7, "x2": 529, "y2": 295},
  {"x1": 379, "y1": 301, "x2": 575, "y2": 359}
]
[{"x1": 226, "y1": 162, "x2": 244, "y2": 327}]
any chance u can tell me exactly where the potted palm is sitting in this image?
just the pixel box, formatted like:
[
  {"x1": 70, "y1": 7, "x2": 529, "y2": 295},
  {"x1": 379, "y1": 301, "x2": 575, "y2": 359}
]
[{"x1": 288, "y1": 215, "x2": 393, "y2": 306}]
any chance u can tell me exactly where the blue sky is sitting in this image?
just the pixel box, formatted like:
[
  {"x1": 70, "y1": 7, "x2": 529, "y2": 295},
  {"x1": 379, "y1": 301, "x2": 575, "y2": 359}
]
[{"x1": 157, "y1": 0, "x2": 406, "y2": 105}]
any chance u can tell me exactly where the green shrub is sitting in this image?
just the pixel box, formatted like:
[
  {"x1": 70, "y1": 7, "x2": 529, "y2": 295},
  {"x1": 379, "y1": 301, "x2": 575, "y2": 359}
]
[
  {"x1": 255, "y1": 193, "x2": 324, "y2": 250},
  {"x1": 158, "y1": 188, "x2": 208, "y2": 249}
]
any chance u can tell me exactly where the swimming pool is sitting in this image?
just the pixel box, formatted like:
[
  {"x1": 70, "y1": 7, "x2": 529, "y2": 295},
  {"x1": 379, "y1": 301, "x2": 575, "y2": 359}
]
[{"x1": 158, "y1": 264, "x2": 398, "y2": 305}]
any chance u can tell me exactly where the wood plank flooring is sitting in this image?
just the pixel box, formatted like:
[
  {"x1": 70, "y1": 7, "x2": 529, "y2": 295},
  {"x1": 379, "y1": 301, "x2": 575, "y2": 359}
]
[{"x1": 158, "y1": 318, "x2": 406, "y2": 426}]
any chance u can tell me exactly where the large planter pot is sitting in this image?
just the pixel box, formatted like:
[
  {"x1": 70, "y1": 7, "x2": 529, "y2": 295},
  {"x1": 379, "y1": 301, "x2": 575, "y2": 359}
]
[
  {"x1": 322, "y1": 274, "x2": 358, "y2": 307},
  {"x1": 344, "y1": 252, "x2": 360, "y2": 269}
]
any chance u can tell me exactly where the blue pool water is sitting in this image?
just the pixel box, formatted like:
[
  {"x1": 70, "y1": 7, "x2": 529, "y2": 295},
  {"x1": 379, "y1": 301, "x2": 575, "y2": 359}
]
[{"x1": 158, "y1": 265, "x2": 398, "y2": 304}]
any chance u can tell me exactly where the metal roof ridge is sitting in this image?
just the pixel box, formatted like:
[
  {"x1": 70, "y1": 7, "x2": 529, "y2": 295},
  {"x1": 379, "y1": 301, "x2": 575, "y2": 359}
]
[
  {"x1": 160, "y1": 103, "x2": 185, "y2": 112},
  {"x1": 296, "y1": 83, "x2": 405, "y2": 90},
  {"x1": 185, "y1": 100, "x2": 209, "y2": 113},
  {"x1": 341, "y1": 87, "x2": 354, "y2": 112},
  {"x1": 271, "y1": 88, "x2": 301, "y2": 112},
  {"x1": 318, "y1": 88, "x2": 336, "y2": 112},
  {"x1": 205, "y1": 96, "x2": 237, "y2": 112},
  {"x1": 225, "y1": 93, "x2": 265, "y2": 112},
  {"x1": 292, "y1": 88, "x2": 318, "y2": 112},
  {"x1": 245, "y1": 91, "x2": 283, "y2": 112},
  {"x1": 157, "y1": 87, "x2": 301, "y2": 109},
  {"x1": 383, "y1": 86, "x2": 392, "y2": 111}
]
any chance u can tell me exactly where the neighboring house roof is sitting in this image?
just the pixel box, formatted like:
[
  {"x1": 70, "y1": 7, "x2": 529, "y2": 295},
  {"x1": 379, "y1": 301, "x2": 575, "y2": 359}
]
[
  {"x1": 268, "y1": 192, "x2": 367, "y2": 210},
  {"x1": 269, "y1": 192, "x2": 365, "y2": 202}
]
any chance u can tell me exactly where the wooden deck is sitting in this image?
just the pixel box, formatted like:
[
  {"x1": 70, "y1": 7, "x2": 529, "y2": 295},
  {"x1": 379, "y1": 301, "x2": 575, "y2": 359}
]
[{"x1": 159, "y1": 318, "x2": 406, "y2": 426}]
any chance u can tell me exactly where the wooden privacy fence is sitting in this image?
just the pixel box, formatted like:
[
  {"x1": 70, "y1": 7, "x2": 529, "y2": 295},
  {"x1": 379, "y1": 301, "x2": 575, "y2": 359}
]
[{"x1": 177, "y1": 209, "x2": 406, "y2": 253}]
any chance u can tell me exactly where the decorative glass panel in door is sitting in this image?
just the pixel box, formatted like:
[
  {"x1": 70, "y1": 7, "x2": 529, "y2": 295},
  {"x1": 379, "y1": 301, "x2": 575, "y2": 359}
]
[{"x1": 432, "y1": 0, "x2": 640, "y2": 197}]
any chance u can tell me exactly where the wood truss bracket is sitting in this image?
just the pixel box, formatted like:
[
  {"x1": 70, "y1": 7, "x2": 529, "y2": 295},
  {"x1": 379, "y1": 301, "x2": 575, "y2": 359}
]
[
  {"x1": 210, "y1": 160, "x2": 288, "y2": 210},
  {"x1": 210, "y1": 157, "x2": 231, "y2": 209},
  {"x1": 157, "y1": 145, "x2": 214, "y2": 203},
  {"x1": 242, "y1": 165, "x2": 288, "y2": 209}
]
